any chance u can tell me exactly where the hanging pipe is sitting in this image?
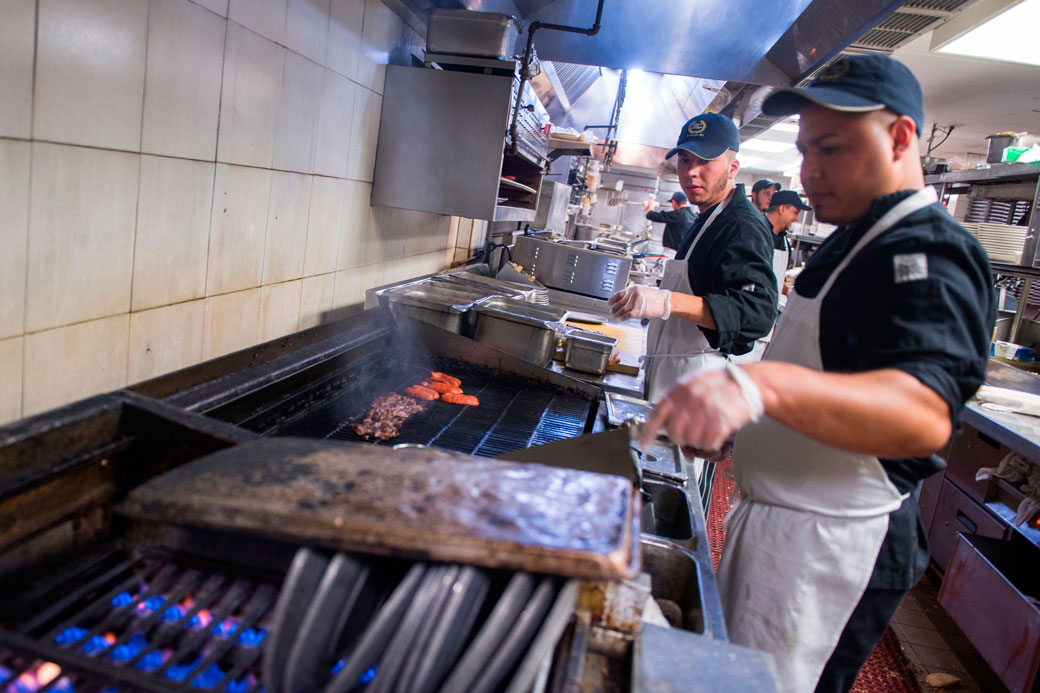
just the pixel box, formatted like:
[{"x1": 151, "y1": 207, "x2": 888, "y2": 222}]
[{"x1": 508, "y1": 0, "x2": 605, "y2": 156}]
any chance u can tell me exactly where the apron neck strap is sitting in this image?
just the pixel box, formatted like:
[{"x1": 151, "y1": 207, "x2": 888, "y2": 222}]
[
  {"x1": 680, "y1": 187, "x2": 735, "y2": 261},
  {"x1": 817, "y1": 187, "x2": 938, "y2": 298}
]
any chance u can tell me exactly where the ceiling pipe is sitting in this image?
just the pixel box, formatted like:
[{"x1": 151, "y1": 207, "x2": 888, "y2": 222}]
[{"x1": 508, "y1": 0, "x2": 605, "y2": 156}]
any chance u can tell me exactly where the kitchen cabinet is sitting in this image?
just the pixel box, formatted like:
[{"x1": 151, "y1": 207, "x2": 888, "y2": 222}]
[{"x1": 371, "y1": 64, "x2": 546, "y2": 223}]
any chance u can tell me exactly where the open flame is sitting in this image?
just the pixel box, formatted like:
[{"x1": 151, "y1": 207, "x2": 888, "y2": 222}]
[{"x1": 3, "y1": 661, "x2": 62, "y2": 693}]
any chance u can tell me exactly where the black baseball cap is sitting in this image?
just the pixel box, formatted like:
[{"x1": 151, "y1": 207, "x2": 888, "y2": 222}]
[
  {"x1": 769, "y1": 190, "x2": 812, "y2": 211},
  {"x1": 669, "y1": 191, "x2": 688, "y2": 204},
  {"x1": 752, "y1": 178, "x2": 781, "y2": 195},
  {"x1": 762, "y1": 54, "x2": 924, "y2": 134},
  {"x1": 666, "y1": 113, "x2": 740, "y2": 161}
]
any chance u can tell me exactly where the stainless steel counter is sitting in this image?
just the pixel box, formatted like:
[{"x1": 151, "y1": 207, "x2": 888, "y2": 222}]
[{"x1": 961, "y1": 360, "x2": 1040, "y2": 463}]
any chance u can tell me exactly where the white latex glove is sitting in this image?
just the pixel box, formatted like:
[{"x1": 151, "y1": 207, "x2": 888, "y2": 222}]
[
  {"x1": 639, "y1": 363, "x2": 764, "y2": 452},
  {"x1": 607, "y1": 285, "x2": 671, "y2": 321}
]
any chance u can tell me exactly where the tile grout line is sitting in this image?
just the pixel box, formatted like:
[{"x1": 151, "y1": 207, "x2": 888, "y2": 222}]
[
  {"x1": 125, "y1": 0, "x2": 155, "y2": 388},
  {"x1": 21, "y1": 0, "x2": 41, "y2": 419}
]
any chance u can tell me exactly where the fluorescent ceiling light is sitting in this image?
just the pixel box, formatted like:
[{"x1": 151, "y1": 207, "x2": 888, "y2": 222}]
[
  {"x1": 769, "y1": 120, "x2": 800, "y2": 133},
  {"x1": 937, "y1": 0, "x2": 1040, "y2": 66},
  {"x1": 740, "y1": 139, "x2": 796, "y2": 153},
  {"x1": 737, "y1": 155, "x2": 764, "y2": 168}
]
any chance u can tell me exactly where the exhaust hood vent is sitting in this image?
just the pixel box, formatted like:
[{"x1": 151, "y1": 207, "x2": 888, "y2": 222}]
[{"x1": 720, "y1": 0, "x2": 977, "y2": 141}]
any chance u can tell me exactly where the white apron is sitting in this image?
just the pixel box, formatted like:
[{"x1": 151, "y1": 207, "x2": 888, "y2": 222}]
[
  {"x1": 644, "y1": 194, "x2": 731, "y2": 402},
  {"x1": 727, "y1": 232, "x2": 789, "y2": 365},
  {"x1": 719, "y1": 188, "x2": 938, "y2": 693}
]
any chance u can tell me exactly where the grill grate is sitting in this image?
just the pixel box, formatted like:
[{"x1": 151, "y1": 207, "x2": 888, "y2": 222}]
[
  {"x1": 0, "y1": 548, "x2": 277, "y2": 693},
  {"x1": 274, "y1": 355, "x2": 594, "y2": 457}
]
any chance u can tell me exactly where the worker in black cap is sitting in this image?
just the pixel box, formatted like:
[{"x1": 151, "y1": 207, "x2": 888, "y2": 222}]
[
  {"x1": 765, "y1": 190, "x2": 812, "y2": 306},
  {"x1": 639, "y1": 54, "x2": 993, "y2": 693},
  {"x1": 751, "y1": 178, "x2": 781, "y2": 214},
  {"x1": 644, "y1": 190, "x2": 698, "y2": 252},
  {"x1": 608, "y1": 112, "x2": 777, "y2": 403}
]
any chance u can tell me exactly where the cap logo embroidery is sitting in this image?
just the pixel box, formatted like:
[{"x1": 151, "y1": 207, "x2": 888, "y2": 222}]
[
  {"x1": 818, "y1": 60, "x2": 850, "y2": 81},
  {"x1": 687, "y1": 119, "x2": 707, "y2": 135}
]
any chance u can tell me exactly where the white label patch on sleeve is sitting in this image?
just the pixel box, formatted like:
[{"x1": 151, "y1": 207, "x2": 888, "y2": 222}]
[{"x1": 893, "y1": 253, "x2": 928, "y2": 283}]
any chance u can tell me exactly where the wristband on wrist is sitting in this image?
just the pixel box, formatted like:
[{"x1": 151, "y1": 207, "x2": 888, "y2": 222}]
[
  {"x1": 660, "y1": 289, "x2": 672, "y2": 320},
  {"x1": 724, "y1": 361, "x2": 764, "y2": 422}
]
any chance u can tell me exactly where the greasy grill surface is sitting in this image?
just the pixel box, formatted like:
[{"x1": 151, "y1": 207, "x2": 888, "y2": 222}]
[{"x1": 274, "y1": 357, "x2": 593, "y2": 457}]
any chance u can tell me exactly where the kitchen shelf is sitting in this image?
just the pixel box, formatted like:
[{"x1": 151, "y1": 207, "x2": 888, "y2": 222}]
[
  {"x1": 547, "y1": 138, "x2": 594, "y2": 162},
  {"x1": 924, "y1": 163, "x2": 1039, "y2": 185}
]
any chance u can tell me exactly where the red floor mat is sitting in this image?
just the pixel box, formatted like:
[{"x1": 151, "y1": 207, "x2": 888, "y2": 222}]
[{"x1": 706, "y1": 458, "x2": 920, "y2": 693}]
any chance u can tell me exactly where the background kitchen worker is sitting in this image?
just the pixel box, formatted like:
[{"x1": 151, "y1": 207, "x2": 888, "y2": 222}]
[
  {"x1": 645, "y1": 190, "x2": 698, "y2": 252},
  {"x1": 608, "y1": 112, "x2": 777, "y2": 402},
  {"x1": 731, "y1": 189, "x2": 812, "y2": 364},
  {"x1": 638, "y1": 55, "x2": 994, "y2": 693},
  {"x1": 765, "y1": 190, "x2": 811, "y2": 308},
  {"x1": 751, "y1": 178, "x2": 781, "y2": 214}
]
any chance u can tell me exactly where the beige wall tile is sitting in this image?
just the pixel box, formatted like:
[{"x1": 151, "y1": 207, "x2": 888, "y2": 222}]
[
  {"x1": 262, "y1": 171, "x2": 311, "y2": 284},
  {"x1": 0, "y1": 141, "x2": 29, "y2": 340},
  {"x1": 259, "y1": 279, "x2": 302, "y2": 341},
  {"x1": 304, "y1": 176, "x2": 346, "y2": 277},
  {"x1": 207, "y1": 164, "x2": 272, "y2": 295},
  {"x1": 202, "y1": 288, "x2": 260, "y2": 359},
  {"x1": 357, "y1": 0, "x2": 399, "y2": 95},
  {"x1": 0, "y1": 337, "x2": 23, "y2": 425},
  {"x1": 326, "y1": 0, "x2": 363, "y2": 80},
  {"x1": 27, "y1": 144, "x2": 138, "y2": 333},
  {"x1": 192, "y1": 0, "x2": 227, "y2": 16},
  {"x1": 133, "y1": 156, "x2": 215, "y2": 311},
  {"x1": 0, "y1": 0, "x2": 35, "y2": 138},
  {"x1": 313, "y1": 69, "x2": 355, "y2": 179},
  {"x1": 338, "y1": 179, "x2": 370, "y2": 269},
  {"x1": 217, "y1": 22, "x2": 283, "y2": 168},
  {"x1": 333, "y1": 268, "x2": 366, "y2": 310},
  {"x1": 35, "y1": 0, "x2": 148, "y2": 150},
  {"x1": 228, "y1": 0, "x2": 286, "y2": 44},
  {"x1": 298, "y1": 272, "x2": 335, "y2": 329},
  {"x1": 346, "y1": 87, "x2": 381, "y2": 182},
  {"x1": 142, "y1": 0, "x2": 226, "y2": 161},
  {"x1": 23, "y1": 314, "x2": 130, "y2": 416},
  {"x1": 273, "y1": 50, "x2": 323, "y2": 174},
  {"x1": 286, "y1": 0, "x2": 330, "y2": 64},
  {"x1": 128, "y1": 299, "x2": 205, "y2": 384}
]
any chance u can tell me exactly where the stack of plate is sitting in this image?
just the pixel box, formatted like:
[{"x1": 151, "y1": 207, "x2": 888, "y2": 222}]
[{"x1": 969, "y1": 222, "x2": 1028, "y2": 264}]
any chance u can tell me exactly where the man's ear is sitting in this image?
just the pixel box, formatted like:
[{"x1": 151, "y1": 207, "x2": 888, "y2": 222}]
[
  {"x1": 729, "y1": 155, "x2": 740, "y2": 180},
  {"x1": 890, "y1": 115, "x2": 916, "y2": 160}
]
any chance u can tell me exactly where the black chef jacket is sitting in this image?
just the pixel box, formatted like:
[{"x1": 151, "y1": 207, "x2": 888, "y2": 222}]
[
  {"x1": 792, "y1": 189, "x2": 995, "y2": 589},
  {"x1": 673, "y1": 183, "x2": 778, "y2": 355},
  {"x1": 646, "y1": 205, "x2": 697, "y2": 250}
]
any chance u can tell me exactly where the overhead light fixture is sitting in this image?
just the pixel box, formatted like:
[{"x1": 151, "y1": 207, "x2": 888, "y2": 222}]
[
  {"x1": 934, "y1": 0, "x2": 1040, "y2": 67},
  {"x1": 769, "y1": 120, "x2": 800, "y2": 133},
  {"x1": 737, "y1": 154, "x2": 764, "y2": 168},
  {"x1": 740, "y1": 139, "x2": 796, "y2": 153}
]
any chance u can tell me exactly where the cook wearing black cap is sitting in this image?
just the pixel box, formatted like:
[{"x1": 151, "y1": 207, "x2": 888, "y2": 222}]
[
  {"x1": 751, "y1": 178, "x2": 781, "y2": 214},
  {"x1": 608, "y1": 112, "x2": 778, "y2": 403},
  {"x1": 638, "y1": 55, "x2": 993, "y2": 693},
  {"x1": 765, "y1": 191, "x2": 812, "y2": 302},
  {"x1": 644, "y1": 190, "x2": 698, "y2": 251}
]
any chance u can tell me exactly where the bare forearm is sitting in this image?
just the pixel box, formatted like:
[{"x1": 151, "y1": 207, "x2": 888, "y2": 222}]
[
  {"x1": 742, "y1": 362, "x2": 952, "y2": 458},
  {"x1": 668, "y1": 291, "x2": 716, "y2": 330}
]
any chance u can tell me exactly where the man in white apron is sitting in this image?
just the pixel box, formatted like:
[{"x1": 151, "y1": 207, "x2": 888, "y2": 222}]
[
  {"x1": 730, "y1": 190, "x2": 809, "y2": 364},
  {"x1": 764, "y1": 190, "x2": 810, "y2": 309},
  {"x1": 638, "y1": 55, "x2": 994, "y2": 692},
  {"x1": 607, "y1": 112, "x2": 778, "y2": 403}
]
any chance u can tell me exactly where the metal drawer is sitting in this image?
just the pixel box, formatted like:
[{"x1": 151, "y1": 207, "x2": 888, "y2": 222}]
[
  {"x1": 946, "y1": 425, "x2": 1007, "y2": 503},
  {"x1": 929, "y1": 478, "x2": 1007, "y2": 571},
  {"x1": 938, "y1": 534, "x2": 1040, "y2": 692}
]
